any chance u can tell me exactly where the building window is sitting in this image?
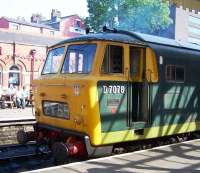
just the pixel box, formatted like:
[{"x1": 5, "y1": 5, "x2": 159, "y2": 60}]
[
  {"x1": 75, "y1": 20, "x2": 81, "y2": 27},
  {"x1": 101, "y1": 45, "x2": 123, "y2": 73},
  {"x1": 69, "y1": 26, "x2": 85, "y2": 34},
  {"x1": 166, "y1": 65, "x2": 185, "y2": 82},
  {"x1": 8, "y1": 65, "x2": 20, "y2": 87}
]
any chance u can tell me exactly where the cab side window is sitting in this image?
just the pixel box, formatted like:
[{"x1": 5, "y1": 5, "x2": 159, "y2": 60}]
[
  {"x1": 101, "y1": 45, "x2": 123, "y2": 73},
  {"x1": 129, "y1": 47, "x2": 143, "y2": 81},
  {"x1": 166, "y1": 65, "x2": 185, "y2": 82},
  {"x1": 130, "y1": 47, "x2": 141, "y2": 77}
]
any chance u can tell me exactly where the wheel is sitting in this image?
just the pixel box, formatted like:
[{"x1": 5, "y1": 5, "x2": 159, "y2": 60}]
[
  {"x1": 52, "y1": 142, "x2": 69, "y2": 164},
  {"x1": 17, "y1": 130, "x2": 28, "y2": 144}
]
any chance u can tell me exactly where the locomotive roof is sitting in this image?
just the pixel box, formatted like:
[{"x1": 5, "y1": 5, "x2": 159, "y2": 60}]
[
  {"x1": 54, "y1": 32, "x2": 146, "y2": 46},
  {"x1": 54, "y1": 30, "x2": 200, "y2": 52},
  {"x1": 136, "y1": 32, "x2": 200, "y2": 51}
]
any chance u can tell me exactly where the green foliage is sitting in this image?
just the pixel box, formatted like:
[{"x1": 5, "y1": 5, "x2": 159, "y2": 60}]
[{"x1": 86, "y1": 0, "x2": 172, "y2": 33}]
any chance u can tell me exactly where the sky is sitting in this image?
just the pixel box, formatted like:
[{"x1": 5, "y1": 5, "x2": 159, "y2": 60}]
[{"x1": 0, "y1": 0, "x2": 89, "y2": 21}]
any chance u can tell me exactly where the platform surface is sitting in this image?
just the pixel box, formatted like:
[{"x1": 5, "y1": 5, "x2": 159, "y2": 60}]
[
  {"x1": 0, "y1": 107, "x2": 35, "y2": 122},
  {"x1": 29, "y1": 139, "x2": 200, "y2": 173}
]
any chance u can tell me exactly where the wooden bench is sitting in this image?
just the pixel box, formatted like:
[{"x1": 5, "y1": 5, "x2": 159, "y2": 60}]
[
  {"x1": 4, "y1": 100, "x2": 14, "y2": 108},
  {"x1": 1, "y1": 95, "x2": 15, "y2": 109}
]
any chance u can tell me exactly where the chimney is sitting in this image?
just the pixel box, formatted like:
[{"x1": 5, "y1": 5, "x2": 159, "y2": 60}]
[
  {"x1": 31, "y1": 14, "x2": 41, "y2": 23},
  {"x1": 51, "y1": 9, "x2": 61, "y2": 22}
]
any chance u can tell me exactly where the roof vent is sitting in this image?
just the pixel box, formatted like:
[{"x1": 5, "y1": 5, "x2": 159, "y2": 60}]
[{"x1": 102, "y1": 26, "x2": 117, "y2": 33}]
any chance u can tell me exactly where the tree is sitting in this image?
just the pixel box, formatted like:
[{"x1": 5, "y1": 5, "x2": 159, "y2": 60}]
[{"x1": 86, "y1": 0, "x2": 172, "y2": 33}]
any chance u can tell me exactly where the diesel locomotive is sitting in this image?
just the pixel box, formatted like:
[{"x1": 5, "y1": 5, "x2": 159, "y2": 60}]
[{"x1": 17, "y1": 27, "x2": 200, "y2": 162}]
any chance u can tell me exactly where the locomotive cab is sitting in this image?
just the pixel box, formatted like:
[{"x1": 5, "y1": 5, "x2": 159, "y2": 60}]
[
  {"x1": 18, "y1": 29, "x2": 165, "y2": 160},
  {"x1": 33, "y1": 39, "x2": 158, "y2": 137}
]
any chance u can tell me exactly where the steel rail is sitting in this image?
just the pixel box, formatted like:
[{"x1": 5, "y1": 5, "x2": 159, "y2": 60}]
[{"x1": 0, "y1": 143, "x2": 49, "y2": 160}]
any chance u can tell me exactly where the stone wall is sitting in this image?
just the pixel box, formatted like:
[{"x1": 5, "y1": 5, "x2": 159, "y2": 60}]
[{"x1": 0, "y1": 123, "x2": 34, "y2": 145}]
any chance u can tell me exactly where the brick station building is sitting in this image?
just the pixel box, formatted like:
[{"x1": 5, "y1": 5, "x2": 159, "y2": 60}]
[
  {"x1": 0, "y1": 29, "x2": 62, "y2": 91},
  {"x1": 0, "y1": 10, "x2": 86, "y2": 92}
]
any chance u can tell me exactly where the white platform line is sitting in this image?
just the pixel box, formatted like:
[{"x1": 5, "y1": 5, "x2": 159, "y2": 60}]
[{"x1": 24, "y1": 139, "x2": 200, "y2": 173}]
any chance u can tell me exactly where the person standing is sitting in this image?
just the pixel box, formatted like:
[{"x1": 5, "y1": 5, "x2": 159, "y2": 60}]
[
  {"x1": 16, "y1": 86, "x2": 29, "y2": 109},
  {"x1": 16, "y1": 87, "x2": 23, "y2": 108},
  {"x1": 7, "y1": 84, "x2": 16, "y2": 96},
  {"x1": 21, "y1": 86, "x2": 29, "y2": 108}
]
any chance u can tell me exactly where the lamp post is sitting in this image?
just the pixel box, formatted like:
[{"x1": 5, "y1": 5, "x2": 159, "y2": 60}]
[{"x1": 30, "y1": 49, "x2": 36, "y2": 86}]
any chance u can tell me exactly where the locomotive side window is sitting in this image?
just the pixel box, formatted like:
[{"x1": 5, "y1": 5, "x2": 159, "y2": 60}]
[
  {"x1": 42, "y1": 47, "x2": 65, "y2": 74},
  {"x1": 62, "y1": 44, "x2": 96, "y2": 74},
  {"x1": 166, "y1": 65, "x2": 185, "y2": 82},
  {"x1": 129, "y1": 47, "x2": 142, "y2": 80},
  {"x1": 101, "y1": 45, "x2": 123, "y2": 73}
]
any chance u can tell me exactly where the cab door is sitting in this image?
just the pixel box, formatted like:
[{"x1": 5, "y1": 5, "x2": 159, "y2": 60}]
[
  {"x1": 98, "y1": 44, "x2": 129, "y2": 133},
  {"x1": 128, "y1": 47, "x2": 148, "y2": 130}
]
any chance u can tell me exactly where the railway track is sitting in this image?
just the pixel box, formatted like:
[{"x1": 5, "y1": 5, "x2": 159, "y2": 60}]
[
  {"x1": 0, "y1": 143, "x2": 49, "y2": 160},
  {"x1": 0, "y1": 131, "x2": 199, "y2": 173},
  {"x1": 0, "y1": 143, "x2": 53, "y2": 173}
]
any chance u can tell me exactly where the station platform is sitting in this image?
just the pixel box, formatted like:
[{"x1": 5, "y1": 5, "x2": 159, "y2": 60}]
[
  {"x1": 29, "y1": 139, "x2": 200, "y2": 173},
  {"x1": 0, "y1": 107, "x2": 35, "y2": 122}
]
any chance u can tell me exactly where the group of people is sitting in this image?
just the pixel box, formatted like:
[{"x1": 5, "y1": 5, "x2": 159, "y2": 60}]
[{"x1": 7, "y1": 84, "x2": 30, "y2": 109}]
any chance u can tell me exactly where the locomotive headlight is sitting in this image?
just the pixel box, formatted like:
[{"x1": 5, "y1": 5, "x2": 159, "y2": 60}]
[{"x1": 43, "y1": 101, "x2": 70, "y2": 119}]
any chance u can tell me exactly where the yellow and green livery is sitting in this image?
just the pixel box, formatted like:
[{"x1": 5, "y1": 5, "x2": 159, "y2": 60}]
[{"x1": 28, "y1": 27, "x2": 200, "y2": 162}]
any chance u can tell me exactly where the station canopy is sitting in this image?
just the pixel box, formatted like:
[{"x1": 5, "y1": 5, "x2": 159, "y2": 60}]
[{"x1": 169, "y1": 0, "x2": 200, "y2": 13}]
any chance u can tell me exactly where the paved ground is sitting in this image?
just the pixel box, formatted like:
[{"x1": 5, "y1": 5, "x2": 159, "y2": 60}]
[
  {"x1": 29, "y1": 139, "x2": 200, "y2": 173},
  {"x1": 0, "y1": 106, "x2": 35, "y2": 121}
]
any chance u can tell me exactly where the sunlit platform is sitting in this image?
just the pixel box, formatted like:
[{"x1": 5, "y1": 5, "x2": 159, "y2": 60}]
[
  {"x1": 0, "y1": 107, "x2": 35, "y2": 122},
  {"x1": 28, "y1": 139, "x2": 200, "y2": 173}
]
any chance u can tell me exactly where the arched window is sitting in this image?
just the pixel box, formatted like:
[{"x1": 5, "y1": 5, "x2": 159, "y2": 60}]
[{"x1": 8, "y1": 65, "x2": 20, "y2": 87}]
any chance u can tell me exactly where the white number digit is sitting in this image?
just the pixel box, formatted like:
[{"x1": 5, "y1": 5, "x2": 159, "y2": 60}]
[
  {"x1": 116, "y1": 86, "x2": 120, "y2": 93},
  {"x1": 103, "y1": 86, "x2": 108, "y2": 94},
  {"x1": 113, "y1": 86, "x2": 117, "y2": 94},
  {"x1": 121, "y1": 86, "x2": 125, "y2": 94},
  {"x1": 109, "y1": 86, "x2": 112, "y2": 94}
]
